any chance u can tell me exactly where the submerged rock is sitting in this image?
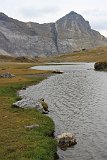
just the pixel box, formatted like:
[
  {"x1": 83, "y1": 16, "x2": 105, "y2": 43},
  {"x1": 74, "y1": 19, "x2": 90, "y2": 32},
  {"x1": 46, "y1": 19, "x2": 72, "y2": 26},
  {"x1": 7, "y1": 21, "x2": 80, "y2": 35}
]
[{"x1": 56, "y1": 132, "x2": 77, "y2": 150}]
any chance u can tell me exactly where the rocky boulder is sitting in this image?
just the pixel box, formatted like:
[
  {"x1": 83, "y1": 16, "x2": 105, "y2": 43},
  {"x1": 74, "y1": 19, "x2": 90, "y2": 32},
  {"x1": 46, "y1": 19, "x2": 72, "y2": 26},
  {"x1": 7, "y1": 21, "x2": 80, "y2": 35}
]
[
  {"x1": 94, "y1": 62, "x2": 107, "y2": 71},
  {"x1": 0, "y1": 72, "x2": 15, "y2": 78},
  {"x1": 56, "y1": 132, "x2": 77, "y2": 150},
  {"x1": 12, "y1": 97, "x2": 44, "y2": 111}
]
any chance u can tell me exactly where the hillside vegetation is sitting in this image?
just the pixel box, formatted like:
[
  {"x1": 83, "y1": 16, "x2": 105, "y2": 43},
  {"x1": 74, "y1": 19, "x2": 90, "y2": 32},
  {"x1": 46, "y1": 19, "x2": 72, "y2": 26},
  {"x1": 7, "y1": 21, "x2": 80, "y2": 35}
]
[
  {"x1": 47, "y1": 46, "x2": 107, "y2": 62},
  {"x1": 1, "y1": 46, "x2": 107, "y2": 63}
]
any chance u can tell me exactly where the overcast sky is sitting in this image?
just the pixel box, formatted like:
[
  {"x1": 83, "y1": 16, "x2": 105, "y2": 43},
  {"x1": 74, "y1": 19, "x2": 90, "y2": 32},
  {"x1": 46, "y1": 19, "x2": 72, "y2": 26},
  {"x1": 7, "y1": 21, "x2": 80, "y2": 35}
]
[{"x1": 0, "y1": 0, "x2": 107, "y2": 36}]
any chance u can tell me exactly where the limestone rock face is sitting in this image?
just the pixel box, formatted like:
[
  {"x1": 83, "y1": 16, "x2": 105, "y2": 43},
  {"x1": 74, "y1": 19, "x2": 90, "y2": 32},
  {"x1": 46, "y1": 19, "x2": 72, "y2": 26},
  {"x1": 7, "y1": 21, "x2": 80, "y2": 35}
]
[{"x1": 0, "y1": 11, "x2": 107, "y2": 56}]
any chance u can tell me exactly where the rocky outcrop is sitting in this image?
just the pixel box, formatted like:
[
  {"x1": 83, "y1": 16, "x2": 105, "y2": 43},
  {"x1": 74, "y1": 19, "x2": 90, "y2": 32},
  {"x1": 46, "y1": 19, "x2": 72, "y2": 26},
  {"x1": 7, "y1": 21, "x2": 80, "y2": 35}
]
[
  {"x1": 0, "y1": 11, "x2": 107, "y2": 57},
  {"x1": 94, "y1": 62, "x2": 107, "y2": 71},
  {"x1": 12, "y1": 97, "x2": 43, "y2": 111}
]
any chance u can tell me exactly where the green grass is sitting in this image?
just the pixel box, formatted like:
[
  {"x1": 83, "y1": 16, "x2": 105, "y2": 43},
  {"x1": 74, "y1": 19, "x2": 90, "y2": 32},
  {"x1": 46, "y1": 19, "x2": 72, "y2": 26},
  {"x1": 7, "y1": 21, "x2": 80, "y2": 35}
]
[
  {"x1": 0, "y1": 78, "x2": 57, "y2": 160},
  {"x1": 0, "y1": 77, "x2": 44, "y2": 97}
]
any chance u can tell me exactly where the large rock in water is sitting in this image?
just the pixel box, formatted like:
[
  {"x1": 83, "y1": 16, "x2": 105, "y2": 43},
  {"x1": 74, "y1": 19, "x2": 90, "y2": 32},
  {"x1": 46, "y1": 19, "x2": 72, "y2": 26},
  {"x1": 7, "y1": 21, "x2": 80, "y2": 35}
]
[
  {"x1": 0, "y1": 11, "x2": 107, "y2": 56},
  {"x1": 56, "y1": 132, "x2": 77, "y2": 150},
  {"x1": 94, "y1": 62, "x2": 107, "y2": 70}
]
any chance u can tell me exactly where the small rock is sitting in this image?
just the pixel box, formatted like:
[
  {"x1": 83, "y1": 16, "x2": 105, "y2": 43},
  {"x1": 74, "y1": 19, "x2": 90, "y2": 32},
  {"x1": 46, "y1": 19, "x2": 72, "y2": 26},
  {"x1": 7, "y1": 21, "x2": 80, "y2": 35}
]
[
  {"x1": 42, "y1": 111, "x2": 49, "y2": 114},
  {"x1": 52, "y1": 70, "x2": 63, "y2": 74},
  {"x1": 12, "y1": 103, "x2": 20, "y2": 108},
  {"x1": 24, "y1": 124, "x2": 39, "y2": 130},
  {"x1": 94, "y1": 62, "x2": 107, "y2": 71},
  {"x1": 0, "y1": 72, "x2": 15, "y2": 78},
  {"x1": 22, "y1": 85, "x2": 26, "y2": 90}
]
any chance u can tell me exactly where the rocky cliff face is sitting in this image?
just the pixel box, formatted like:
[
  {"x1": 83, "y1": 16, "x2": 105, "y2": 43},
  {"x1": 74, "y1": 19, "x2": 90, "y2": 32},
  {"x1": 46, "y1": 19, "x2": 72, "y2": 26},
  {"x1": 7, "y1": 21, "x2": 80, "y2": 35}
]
[
  {"x1": 56, "y1": 11, "x2": 107, "y2": 53},
  {"x1": 0, "y1": 11, "x2": 107, "y2": 56}
]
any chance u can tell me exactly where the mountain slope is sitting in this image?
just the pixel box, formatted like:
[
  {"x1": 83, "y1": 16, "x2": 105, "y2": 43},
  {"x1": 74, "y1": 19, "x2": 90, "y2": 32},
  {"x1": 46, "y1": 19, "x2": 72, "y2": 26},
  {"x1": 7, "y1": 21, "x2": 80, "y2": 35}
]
[
  {"x1": 0, "y1": 11, "x2": 107, "y2": 57},
  {"x1": 56, "y1": 11, "x2": 107, "y2": 53}
]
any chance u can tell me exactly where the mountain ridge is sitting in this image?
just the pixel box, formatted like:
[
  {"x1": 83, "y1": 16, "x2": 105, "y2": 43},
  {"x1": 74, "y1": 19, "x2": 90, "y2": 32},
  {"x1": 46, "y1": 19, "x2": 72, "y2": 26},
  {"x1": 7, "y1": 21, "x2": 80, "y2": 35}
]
[{"x1": 0, "y1": 11, "x2": 107, "y2": 57}]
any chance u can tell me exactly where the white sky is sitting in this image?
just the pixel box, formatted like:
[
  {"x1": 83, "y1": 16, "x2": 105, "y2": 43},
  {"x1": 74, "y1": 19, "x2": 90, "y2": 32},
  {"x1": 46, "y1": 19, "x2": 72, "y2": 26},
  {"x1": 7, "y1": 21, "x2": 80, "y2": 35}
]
[{"x1": 0, "y1": 0, "x2": 107, "y2": 36}]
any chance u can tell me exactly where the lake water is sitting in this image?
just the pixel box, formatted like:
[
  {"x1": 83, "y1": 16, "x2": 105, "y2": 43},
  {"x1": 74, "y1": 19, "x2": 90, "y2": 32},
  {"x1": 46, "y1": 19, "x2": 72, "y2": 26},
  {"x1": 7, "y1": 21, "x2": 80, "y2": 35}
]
[{"x1": 19, "y1": 63, "x2": 107, "y2": 160}]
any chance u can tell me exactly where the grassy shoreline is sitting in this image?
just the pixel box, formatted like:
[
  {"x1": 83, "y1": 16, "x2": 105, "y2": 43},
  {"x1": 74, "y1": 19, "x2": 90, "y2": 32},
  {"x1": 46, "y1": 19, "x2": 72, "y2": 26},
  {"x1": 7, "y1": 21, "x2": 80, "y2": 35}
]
[{"x1": 0, "y1": 62, "x2": 57, "y2": 160}]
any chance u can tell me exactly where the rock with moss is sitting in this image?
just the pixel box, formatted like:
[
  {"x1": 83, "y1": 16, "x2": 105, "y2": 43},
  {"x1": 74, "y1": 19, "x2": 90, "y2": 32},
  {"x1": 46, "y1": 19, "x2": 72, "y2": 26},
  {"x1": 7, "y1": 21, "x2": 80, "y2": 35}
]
[{"x1": 94, "y1": 62, "x2": 107, "y2": 71}]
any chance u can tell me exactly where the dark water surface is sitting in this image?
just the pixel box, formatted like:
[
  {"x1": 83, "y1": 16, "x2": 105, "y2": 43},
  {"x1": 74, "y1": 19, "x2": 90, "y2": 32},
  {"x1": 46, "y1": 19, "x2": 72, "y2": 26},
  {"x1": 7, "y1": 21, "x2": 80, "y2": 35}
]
[{"x1": 20, "y1": 63, "x2": 107, "y2": 160}]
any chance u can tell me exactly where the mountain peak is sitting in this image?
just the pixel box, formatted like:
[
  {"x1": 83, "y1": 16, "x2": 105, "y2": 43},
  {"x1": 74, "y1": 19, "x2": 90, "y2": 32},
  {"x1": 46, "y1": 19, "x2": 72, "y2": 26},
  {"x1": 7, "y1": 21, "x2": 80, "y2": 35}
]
[
  {"x1": 0, "y1": 11, "x2": 107, "y2": 57},
  {"x1": 66, "y1": 11, "x2": 84, "y2": 19},
  {"x1": 67, "y1": 11, "x2": 78, "y2": 15},
  {"x1": 57, "y1": 11, "x2": 85, "y2": 22},
  {"x1": 56, "y1": 11, "x2": 91, "y2": 31},
  {"x1": 0, "y1": 12, "x2": 8, "y2": 17},
  {"x1": 0, "y1": 12, "x2": 9, "y2": 21}
]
